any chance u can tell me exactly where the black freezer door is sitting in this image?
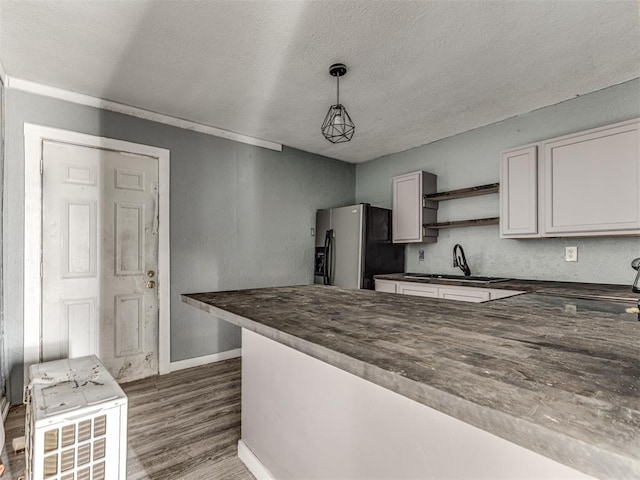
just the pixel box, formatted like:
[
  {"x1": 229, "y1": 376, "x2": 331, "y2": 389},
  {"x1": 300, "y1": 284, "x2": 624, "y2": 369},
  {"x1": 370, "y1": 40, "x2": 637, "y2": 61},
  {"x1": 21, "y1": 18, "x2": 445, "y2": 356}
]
[{"x1": 362, "y1": 205, "x2": 405, "y2": 289}]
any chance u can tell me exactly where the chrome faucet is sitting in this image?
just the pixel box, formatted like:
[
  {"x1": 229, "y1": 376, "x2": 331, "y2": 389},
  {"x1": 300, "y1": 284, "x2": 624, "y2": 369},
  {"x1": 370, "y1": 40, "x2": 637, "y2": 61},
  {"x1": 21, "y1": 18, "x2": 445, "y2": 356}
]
[
  {"x1": 453, "y1": 244, "x2": 471, "y2": 276},
  {"x1": 632, "y1": 257, "x2": 640, "y2": 293}
]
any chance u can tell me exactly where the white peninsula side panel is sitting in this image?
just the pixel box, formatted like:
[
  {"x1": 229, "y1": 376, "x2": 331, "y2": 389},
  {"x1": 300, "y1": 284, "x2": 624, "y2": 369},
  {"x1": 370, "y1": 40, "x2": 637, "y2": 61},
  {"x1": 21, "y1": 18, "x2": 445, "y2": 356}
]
[{"x1": 240, "y1": 329, "x2": 592, "y2": 480}]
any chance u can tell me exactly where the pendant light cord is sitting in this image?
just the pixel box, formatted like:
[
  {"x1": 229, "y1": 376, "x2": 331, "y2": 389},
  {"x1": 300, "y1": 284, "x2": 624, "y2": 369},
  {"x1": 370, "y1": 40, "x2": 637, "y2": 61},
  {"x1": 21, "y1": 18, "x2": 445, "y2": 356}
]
[{"x1": 336, "y1": 74, "x2": 340, "y2": 105}]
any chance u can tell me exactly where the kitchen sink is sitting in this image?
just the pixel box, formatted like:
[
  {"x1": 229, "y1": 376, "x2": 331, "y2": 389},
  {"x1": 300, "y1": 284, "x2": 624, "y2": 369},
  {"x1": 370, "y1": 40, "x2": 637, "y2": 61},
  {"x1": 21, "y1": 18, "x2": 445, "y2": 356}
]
[{"x1": 403, "y1": 273, "x2": 512, "y2": 283}]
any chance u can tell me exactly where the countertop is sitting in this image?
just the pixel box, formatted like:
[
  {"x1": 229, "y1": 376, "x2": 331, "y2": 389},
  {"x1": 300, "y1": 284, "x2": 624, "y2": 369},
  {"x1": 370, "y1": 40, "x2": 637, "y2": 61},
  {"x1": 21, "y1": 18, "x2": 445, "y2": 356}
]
[{"x1": 182, "y1": 284, "x2": 640, "y2": 479}]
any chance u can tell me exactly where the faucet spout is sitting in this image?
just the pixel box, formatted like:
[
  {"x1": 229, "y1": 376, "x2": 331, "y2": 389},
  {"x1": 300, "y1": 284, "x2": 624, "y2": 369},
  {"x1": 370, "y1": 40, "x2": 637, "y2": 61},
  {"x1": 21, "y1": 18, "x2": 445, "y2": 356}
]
[{"x1": 453, "y1": 244, "x2": 471, "y2": 276}]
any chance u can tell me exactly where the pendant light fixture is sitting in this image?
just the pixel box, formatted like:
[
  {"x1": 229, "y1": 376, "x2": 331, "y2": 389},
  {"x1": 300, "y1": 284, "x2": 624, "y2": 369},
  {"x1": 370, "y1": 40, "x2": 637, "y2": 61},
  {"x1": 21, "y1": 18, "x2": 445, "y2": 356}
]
[{"x1": 321, "y1": 63, "x2": 355, "y2": 143}]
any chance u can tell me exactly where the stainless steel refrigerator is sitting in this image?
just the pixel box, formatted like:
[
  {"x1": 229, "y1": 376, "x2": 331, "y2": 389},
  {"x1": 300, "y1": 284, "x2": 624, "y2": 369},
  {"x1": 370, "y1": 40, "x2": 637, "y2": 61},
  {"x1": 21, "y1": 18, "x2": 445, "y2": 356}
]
[{"x1": 314, "y1": 204, "x2": 405, "y2": 289}]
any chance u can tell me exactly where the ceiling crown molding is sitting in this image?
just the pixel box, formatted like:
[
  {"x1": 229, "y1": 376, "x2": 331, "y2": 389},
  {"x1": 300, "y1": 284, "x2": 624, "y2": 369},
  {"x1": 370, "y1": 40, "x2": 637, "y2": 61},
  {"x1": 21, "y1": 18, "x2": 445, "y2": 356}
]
[{"x1": 5, "y1": 76, "x2": 282, "y2": 152}]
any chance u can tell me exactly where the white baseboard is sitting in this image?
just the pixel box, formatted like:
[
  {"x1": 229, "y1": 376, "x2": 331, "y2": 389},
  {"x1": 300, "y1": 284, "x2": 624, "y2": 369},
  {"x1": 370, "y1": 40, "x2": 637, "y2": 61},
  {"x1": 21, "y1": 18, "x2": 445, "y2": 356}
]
[
  {"x1": 168, "y1": 348, "x2": 242, "y2": 373},
  {"x1": 238, "y1": 440, "x2": 276, "y2": 480}
]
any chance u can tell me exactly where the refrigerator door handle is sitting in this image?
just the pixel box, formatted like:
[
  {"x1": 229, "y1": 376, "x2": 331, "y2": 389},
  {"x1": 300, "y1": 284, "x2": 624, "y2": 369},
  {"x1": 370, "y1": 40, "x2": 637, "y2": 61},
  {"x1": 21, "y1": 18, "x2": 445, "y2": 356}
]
[
  {"x1": 323, "y1": 230, "x2": 329, "y2": 285},
  {"x1": 328, "y1": 232, "x2": 333, "y2": 285},
  {"x1": 324, "y1": 229, "x2": 333, "y2": 285}
]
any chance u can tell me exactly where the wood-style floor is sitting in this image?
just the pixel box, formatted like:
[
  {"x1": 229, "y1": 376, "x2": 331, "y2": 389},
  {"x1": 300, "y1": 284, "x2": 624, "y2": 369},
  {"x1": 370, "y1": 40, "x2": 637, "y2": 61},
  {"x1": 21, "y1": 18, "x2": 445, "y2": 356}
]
[{"x1": 1, "y1": 358, "x2": 255, "y2": 479}]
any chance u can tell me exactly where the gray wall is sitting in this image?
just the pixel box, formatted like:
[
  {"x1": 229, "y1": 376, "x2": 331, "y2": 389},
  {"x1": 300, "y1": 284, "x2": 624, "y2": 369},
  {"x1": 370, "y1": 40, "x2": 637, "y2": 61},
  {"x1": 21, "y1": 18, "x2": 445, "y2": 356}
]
[
  {"x1": 4, "y1": 89, "x2": 355, "y2": 403},
  {"x1": 356, "y1": 79, "x2": 640, "y2": 285}
]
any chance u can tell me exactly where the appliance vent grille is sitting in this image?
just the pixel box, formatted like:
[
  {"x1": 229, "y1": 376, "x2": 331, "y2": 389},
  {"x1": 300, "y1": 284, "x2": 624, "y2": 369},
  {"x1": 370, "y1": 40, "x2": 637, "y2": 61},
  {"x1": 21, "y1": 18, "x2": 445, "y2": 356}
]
[
  {"x1": 25, "y1": 356, "x2": 128, "y2": 480},
  {"x1": 29, "y1": 409, "x2": 112, "y2": 480}
]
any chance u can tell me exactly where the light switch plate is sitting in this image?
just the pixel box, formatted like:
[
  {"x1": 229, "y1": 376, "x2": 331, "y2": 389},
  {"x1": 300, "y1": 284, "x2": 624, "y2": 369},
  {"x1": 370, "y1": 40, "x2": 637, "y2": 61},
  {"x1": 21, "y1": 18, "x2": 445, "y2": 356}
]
[{"x1": 565, "y1": 246, "x2": 578, "y2": 262}]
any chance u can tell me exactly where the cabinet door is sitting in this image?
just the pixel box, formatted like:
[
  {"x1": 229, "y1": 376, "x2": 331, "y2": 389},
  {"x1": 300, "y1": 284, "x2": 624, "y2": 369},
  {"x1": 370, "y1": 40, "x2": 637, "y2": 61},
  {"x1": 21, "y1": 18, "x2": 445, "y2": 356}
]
[
  {"x1": 392, "y1": 171, "x2": 438, "y2": 243},
  {"x1": 397, "y1": 282, "x2": 438, "y2": 298},
  {"x1": 438, "y1": 286, "x2": 490, "y2": 303},
  {"x1": 392, "y1": 172, "x2": 423, "y2": 243},
  {"x1": 543, "y1": 120, "x2": 640, "y2": 235},
  {"x1": 500, "y1": 146, "x2": 538, "y2": 237},
  {"x1": 331, "y1": 205, "x2": 364, "y2": 289},
  {"x1": 374, "y1": 280, "x2": 398, "y2": 293}
]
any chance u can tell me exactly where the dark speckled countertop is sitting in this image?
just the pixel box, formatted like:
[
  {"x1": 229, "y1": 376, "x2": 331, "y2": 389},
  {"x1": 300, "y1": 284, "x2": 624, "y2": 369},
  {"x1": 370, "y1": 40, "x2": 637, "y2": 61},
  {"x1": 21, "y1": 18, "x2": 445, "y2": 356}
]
[{"x1": 182, "y1": 283, "x2": 640, "y2": 479}]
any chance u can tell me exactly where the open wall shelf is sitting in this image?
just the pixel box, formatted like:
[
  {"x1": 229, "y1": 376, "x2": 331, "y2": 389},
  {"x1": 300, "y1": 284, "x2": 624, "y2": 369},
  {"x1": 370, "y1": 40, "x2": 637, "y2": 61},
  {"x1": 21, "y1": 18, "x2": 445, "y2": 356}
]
[
  {"x1": 425, "y1": 217, "x2": 499, "y2": 229},
  {"x1": 423, "y1": 183, "x2": 500, "y2": 230},
  {"x1": 424, "y1": 183, "x2": 499, "y2": 202}
]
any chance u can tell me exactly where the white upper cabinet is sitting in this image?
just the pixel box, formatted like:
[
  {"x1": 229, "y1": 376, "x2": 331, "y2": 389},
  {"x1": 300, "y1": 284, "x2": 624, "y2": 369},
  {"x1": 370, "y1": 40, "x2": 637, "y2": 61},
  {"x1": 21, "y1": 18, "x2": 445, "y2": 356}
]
[
  {"x1": 392, "y1": 171, "x2": 438, "y2": 243},
  {"x1": 500, "y1": 146, "x2": 539, "y2": 237},
  {"x1": 500, "y1": 119, "x2": 640, "y2": 238},
  {"x1": 542, "y1": 120, "x2": 640, "y2": 236}
]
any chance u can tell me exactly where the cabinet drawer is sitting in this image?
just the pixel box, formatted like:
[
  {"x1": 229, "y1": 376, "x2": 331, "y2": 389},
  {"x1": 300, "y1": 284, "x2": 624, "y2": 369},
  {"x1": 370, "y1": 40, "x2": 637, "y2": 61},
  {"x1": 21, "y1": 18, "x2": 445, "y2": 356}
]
[
  {"x1": 438, "y1": 286, "x2": 490, "y2": 303},
  {"x1": 374, "y1": 280, "x2": 398, "y2": 293},
  {"x1": 488, "y1": 288, "x2": 525, "y2": 300},
  {"x1": 397, "y1": 282, "x2": 438, "y2": 298}
]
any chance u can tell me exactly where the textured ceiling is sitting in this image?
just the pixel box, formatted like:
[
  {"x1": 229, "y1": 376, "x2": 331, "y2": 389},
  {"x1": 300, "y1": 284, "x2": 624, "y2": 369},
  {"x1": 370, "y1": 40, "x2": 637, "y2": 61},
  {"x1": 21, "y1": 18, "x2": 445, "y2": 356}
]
[{"x1": 1, "y1": 0, "x2": 638, "y2": 163}]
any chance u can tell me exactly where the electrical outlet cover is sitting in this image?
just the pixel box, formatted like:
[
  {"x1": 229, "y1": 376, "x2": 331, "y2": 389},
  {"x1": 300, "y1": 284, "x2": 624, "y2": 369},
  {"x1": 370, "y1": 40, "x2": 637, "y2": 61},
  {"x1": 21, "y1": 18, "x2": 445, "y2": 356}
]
[{"x1": 565, "y1": 246, "x2": 578, "y2": 262}]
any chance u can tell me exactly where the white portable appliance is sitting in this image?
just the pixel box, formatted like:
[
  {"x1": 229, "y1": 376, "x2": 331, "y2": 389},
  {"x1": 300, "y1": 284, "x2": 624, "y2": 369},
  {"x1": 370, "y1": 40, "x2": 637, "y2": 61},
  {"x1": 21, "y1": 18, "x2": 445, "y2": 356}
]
[{"x1": 25, "y1": 355, "x2": 128, "y2": 480}]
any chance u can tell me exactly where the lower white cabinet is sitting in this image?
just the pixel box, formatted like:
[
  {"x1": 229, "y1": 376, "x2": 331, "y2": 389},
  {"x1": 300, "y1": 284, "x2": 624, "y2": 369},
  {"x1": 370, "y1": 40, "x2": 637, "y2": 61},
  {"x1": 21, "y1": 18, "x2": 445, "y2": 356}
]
[
  {"x1": 398, "y1": 282, "x2": 438, "y2": 298},
  {"x1": 375, "y1": 280, "x2": 523, "y2": 303},
  {"x1": 374, "y1": 279, "x2": 398, "y2": 294}
]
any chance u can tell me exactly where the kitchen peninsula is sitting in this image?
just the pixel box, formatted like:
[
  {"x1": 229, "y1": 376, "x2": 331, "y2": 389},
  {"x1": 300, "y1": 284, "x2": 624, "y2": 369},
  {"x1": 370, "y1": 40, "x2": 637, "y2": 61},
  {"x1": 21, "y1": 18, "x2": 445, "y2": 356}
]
[{"x1": 182, "y1": 283, "x2": 639, "y2": 479}]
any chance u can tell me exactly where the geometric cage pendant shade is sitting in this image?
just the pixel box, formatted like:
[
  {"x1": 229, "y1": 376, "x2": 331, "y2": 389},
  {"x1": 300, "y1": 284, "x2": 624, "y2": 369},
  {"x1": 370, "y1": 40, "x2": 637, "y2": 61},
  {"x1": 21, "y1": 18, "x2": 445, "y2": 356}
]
[
  {"x1": 321, "y1": 63, "x2": 355, "y2": 143},
  {"x1": 321, "y1": 104, "x2": 355, "y2": 143}
]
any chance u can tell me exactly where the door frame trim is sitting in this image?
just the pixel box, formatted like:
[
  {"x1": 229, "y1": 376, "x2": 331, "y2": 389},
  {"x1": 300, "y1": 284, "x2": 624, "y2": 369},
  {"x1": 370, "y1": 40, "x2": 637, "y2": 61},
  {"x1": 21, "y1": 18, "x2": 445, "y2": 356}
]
[{"x1": 23, "y1": 124, "x2": 171, "y2": 382}]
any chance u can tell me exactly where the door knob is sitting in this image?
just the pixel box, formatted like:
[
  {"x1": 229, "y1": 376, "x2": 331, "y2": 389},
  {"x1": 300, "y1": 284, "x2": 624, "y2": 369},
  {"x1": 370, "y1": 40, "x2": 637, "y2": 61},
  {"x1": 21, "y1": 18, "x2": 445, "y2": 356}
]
[
  {"x1": 146, "y1": 280, "x2": 156, "y2": 289},
  {"x1": 147, "y1": 270, "x2": 155, "y2": 278}
]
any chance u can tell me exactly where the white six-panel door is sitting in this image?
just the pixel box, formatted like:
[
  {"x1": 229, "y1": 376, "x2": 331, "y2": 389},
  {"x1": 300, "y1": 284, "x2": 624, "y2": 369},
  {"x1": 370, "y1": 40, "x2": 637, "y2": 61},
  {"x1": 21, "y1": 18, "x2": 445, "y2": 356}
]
[{"x1": 42, "y1": 140, "x2": 159, "y2": 381}]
